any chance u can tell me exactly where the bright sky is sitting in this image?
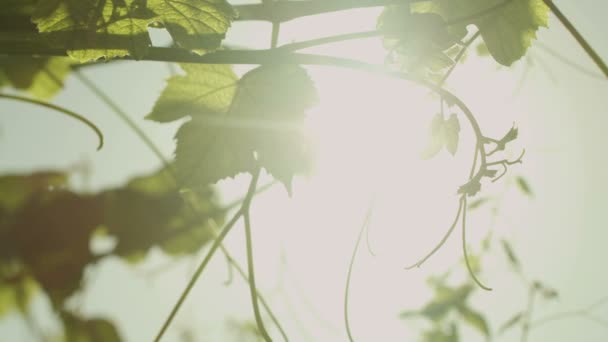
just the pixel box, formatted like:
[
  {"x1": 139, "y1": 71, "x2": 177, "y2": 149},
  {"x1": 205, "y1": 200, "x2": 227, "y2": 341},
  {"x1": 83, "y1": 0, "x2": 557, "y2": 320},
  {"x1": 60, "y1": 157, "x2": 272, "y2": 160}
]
[{"x1": 1, "y1": 1, "x2": 608, "y2": 341}]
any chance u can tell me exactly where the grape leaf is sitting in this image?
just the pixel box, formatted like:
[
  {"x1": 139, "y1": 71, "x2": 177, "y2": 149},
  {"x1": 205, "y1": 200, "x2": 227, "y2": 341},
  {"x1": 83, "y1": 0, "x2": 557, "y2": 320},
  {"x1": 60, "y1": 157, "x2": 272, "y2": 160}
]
[
  {"x1": 32, "y1": 0, "x2": 236, "y2": 62},
  {"x1": 147, "y1": 0, "x2": 236, "y2": 51},
  {"x1": 378, "y1": 6, "x2": 466, "y2": 78},
  {"x1": 0, "y1": 57, "x2": 72, "y2": 99},
  {"x1": 32, "y1": 0, "x2": 156, "y2": 62},
  {"x1": 413, "y1": 0, "x2": 549, "y2": 65},
  {"x1": 147, "y1": 64, "x2": 238, "y2": 123},
  {"x1": 173, "y1": 64, "x2": 318, "y2": 193},
  {"x1": 422, "y1": 112, "x2": 461, "y2": 158},
  {"x1": 457, "y1": 305, "x2": 490, "y2": 337}
]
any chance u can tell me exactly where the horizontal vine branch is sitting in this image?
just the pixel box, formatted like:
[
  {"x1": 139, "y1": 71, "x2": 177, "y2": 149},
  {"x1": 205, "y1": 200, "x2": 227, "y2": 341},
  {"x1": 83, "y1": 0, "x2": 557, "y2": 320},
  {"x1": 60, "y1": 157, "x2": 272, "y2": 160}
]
[{"x1": 234, "y1": 0, "x2": 415, "y2": 22}]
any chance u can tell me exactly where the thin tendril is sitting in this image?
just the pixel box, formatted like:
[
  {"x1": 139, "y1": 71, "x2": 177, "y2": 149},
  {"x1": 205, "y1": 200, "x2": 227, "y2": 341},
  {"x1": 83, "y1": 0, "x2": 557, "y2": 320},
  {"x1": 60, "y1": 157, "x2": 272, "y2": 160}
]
[
  {"x1": 461, "y1": 197, "x2": 492, "y2": 291},
  {"x1": 243, "y1": 168, "x2": 273, "y2": 342},
  {"x1": 404, "y1": 197, "x2": 465, "y2": 269},
  {"x1": 73, "y1": 70, "x2": 169, "y2": 168},
  {"x1": 344, "y1": 200, "x2": 374, "y2": 342},
  {"x1": 0, "y1": 93, "x2": 104, "y2": 150}
]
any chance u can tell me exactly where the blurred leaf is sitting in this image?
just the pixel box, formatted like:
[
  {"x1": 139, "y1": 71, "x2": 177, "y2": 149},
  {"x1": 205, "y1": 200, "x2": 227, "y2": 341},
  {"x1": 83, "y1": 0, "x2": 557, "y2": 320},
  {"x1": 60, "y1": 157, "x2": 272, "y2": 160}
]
[
  {"x1": 457, "y1": 305, "x2": 490, "y2": 337},
  {"x1": 103, "y1": 168, "x2": 222, "y2": 260},
  {"x1": 444, "y1": 114, "x2": 460, "y2": 155},
  {"x1": 12, "y1": 191, "x2": 103, "y2": 306},
  {"x1": 378, "y1": 6, "x2": 466, "y2": 77},
  {"x1": 0, "y1": 171, "x2": 67, "y2": 212},
  {"x1": 498, "y1": 312, "x2": 523, "y2": 335},
  {"x1": 414, "y1": 0, "x2": 549, "y2": 65},
  {"x1": 501, "y1": 239, "x2": 520, "y2": 269},
  {"x1": 515, "y1": 176, "x2": 533, "y2": 196},
  {"x1": 62, "y1": 311, "x2": 122, "y2": 342},
  {"x1": 0, "y1": 271, "x2": 39, "y2": 317},
  {"x1": 0, "y1": 57, "x2": 72, "y2": 99},
  {"x1": 533, "y1": 281, "x2": 559, "y2": 301},
  {"x1": 422, "y1": 323, "x2": 459, "y2": 342},
  {"x1": 419, "y1": 284, "x2": 474, "y2": 321},
  {"x1": 147, "y1": 64, "x2": 238, "y2": 123},
  {"x1": 175, "y1": 64, "x2": 318, "y2": 194},
  {"x1": 468, "y1": 197, "x2": 489, "y2": 210}
]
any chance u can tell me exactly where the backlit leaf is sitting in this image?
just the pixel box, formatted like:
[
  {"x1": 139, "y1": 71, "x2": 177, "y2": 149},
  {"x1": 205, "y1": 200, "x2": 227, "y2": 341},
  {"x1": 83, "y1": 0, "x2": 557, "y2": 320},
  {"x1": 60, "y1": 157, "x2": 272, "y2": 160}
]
[
  {"x1": 147, "y1": 64, "x2": 238, "y2": 123},
  {"x1": 147, "y1": 0, "x2": 236, "y2": 51},
  {"x1": 174, "y1": 65, "x2": 318, "y2": 193},
  {"x1": 413, "y1": 0, "x2": 549, "y2": 65},
  {"x1": 33, "y1": 0, "x2": 155, "y2": 62},
  {"x1": 0, "y1": 57, "x2": 72, "y2": 99},
  {"x1": 422, "y1": 113, "x2": 461, "y2": 158}
]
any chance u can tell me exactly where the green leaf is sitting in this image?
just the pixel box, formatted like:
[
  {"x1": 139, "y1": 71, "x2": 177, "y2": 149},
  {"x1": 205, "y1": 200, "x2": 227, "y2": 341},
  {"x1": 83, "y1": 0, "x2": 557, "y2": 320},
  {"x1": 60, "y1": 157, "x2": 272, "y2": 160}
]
[
  {"x1": 378, "y1": 6, "x2": 466, "y2": 78},
  {"x1": 501, "y1": 239, "x2": 520, "y2": 269},
  {"x1": 102, "y1": 168, "x2": 222, "y2": 260},
  {"x1": 444, "y1": 114, "x2": 460, "y2": 155},
  {"x1": 420, "y1": 284, "x2": 474, "y2": 321},
  {"x1": 422, "y1": 323, "x2": 459, "y2": 342},
  {"x1": 515, "y1": 176, "x2": 533, "y2": 196},
  {"x1": 33, "y1": 0, "x2": 156, "y2": 62},
  {"x1": 32, "y1": 0, "x2": 235, "y2": 61},
  {"x1": 0, "y1": 274, "x2": 39, "y2": 317},
  {"x1": 0, "y1": 57, "x2": 72, "y2": 99},
  {"x1": 0, "y1": 171, "x2": 67, "y2": 212},
  {"x1": 422, "y1": 112, "x2": 461, "y2": 158},
  {"x1": 147, "y1": 0, "x2": 236, "y2": 51},
  {"x1": 174, "y1": 65, "x2": 318, "y2": 193},
  {"x1": 147, "y1": 64, "x2": 238, "y2": 123},
  {"x1": 413, "y1": 0, "x2": 549, "y2": 65},
  {"x1": 468, "y1": 197, "x2": 489, "y2": 210},
  {"x1": 12, "y1": 191, "x2": 103, "y2": 306},
  {"x1": 62, "y1": 312, "x2": 122, "y2": 342},
  {"x1": 498, "y1": 312, "x2": 523, "y2": 335},
  {"x1": 457, "y1": 305, "x2": 491, "y2": 337}
]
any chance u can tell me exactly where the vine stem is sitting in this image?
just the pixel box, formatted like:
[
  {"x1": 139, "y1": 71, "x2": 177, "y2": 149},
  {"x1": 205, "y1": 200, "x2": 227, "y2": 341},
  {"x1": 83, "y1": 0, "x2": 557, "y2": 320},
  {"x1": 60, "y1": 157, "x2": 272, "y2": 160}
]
[
  {"x1": 75, "y1": 68, "x2": 288, "y2": 340},
  {"x1": 542, "y1": 0, "x2": 608, "y2": 78},
  {"x1": 0, "y1": 93, "x2": 103, "y2": 150},
  {"x1": 438, "y1": 31, "x2": 481, "y2": 87},
  {"x1": 344, "y1": 200, "x2": 374, "y2": 342},
  {"x1": 153, "y1": 171, "x2": 260, "y2": 342},
  {"x1": 214, "y1": 241, "x2": 290, "y2": 341},
  {"x1": 242, "y1": 168, "x2": 272, "y2": 342},
  {"x1": 461, "y1": 197, "x2": 492, "y2": 291},
  {"x1": 234, "y1": 0, "x2": 420, "y2": 22}
]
